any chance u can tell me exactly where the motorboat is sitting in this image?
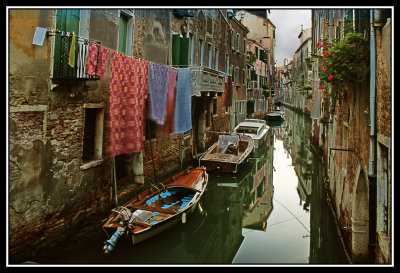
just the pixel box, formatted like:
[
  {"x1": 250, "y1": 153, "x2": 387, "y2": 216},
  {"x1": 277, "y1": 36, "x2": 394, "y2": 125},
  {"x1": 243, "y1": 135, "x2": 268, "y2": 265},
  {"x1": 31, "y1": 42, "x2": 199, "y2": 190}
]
[{"x1": 233, "y1": 119, "x2": 269, "y2": 149}]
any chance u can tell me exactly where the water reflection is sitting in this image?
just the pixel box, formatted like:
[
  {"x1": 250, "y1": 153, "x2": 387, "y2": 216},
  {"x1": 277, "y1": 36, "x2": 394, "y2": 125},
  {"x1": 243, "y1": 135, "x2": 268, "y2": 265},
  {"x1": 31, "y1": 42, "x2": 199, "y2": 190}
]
[{"x1": 41, "y1": 107, "x2": 348, "y2": 265}]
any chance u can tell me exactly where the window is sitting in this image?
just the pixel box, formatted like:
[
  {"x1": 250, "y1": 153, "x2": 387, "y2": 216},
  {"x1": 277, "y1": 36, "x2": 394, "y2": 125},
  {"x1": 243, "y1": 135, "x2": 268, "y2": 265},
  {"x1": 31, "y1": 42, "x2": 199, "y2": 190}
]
[
  {"x1": 118, "y1": 10, "x2": 134, "y2": 55},
  {"x1": 214, "y1": 48, "x2": 219, "y2": 70},
  {"x1": 212, "y1": 97, "x2": 218, "y2": 116},
  {"x1": 53, "y1": 9, "x2": 80, "y2": 80},
  {"x1": 198, "y1": 39, "x2": 204, "y2": 66},
  {"x1": 118, "y1": 13, "x2": 128, "y2": 54},
  {"x1": 208, "y1": 43, "x2": 213, "y2": 68},
  {"x1": 243, "y1": 38, "x2": 247, "y2": 54},
  {"x1": 379, "y1": 144, "x2": 390, "y2": 235},
  {"x1": 225, "y1": 53, "x2": 229, "y2": 74},
  {"x1": 189, "y1": 33, "x2": 195, "y2": 66},
  {"x1": 230, "y1": 30, "x2": 234, "y2": 49},
  {"x1": 82, "y1": 105, "x2": 104, "y2": 163},
  {"x1": 236, "y1": 33, "x2": 240, "y2": 50}
]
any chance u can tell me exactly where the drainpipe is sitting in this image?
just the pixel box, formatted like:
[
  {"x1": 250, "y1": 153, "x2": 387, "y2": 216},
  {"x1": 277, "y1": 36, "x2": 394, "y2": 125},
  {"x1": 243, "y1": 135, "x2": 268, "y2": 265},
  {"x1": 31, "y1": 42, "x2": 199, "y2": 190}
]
[{"x1": 368, "y1": 9, "x2": 376, "y2": 177}]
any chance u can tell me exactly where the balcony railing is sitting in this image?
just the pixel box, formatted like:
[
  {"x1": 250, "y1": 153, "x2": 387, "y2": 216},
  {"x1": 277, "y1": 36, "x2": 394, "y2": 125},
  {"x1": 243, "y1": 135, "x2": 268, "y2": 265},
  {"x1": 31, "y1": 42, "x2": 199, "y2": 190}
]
[
  {"x1": 190, "y1": 66, "x2": 225, "y2": 95},
  {"x1": 52, "y1": 35, "x2": 99, "y2": 81}
]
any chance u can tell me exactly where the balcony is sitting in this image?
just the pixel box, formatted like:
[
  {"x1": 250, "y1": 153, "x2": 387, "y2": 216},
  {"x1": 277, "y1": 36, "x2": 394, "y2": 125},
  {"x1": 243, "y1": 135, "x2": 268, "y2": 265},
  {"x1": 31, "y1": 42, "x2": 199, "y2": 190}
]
[
  {"x1": 190, "y1": 66, "x2": 225, "y2": 95},
  {"x1": 52, "y1": 36, "x2": 99, "y2": 81}
]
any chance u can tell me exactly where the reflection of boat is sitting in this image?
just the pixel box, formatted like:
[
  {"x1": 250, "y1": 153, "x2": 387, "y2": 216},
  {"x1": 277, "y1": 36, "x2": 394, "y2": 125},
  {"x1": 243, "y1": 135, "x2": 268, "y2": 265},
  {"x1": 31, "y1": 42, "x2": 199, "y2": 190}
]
[
  {"x1": 265, "y1": 107, "x2": 285, "y2": 121},
  {"x1": 233, "y1": 119, "x2": 269, "y2": 149},
  {"x1": 200, "y1": 134, "x2": 254, "y2": 173},
  {"x1": 102, "y1": 167, "x2": 208, "y2": 253}
]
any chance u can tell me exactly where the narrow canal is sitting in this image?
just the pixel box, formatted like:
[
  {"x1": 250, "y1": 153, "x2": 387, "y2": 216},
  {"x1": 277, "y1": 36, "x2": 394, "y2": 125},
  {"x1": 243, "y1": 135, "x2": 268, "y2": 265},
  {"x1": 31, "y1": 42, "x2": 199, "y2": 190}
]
[{"x1": 40, "y1": 107, "x2": 349, "y2": 265}]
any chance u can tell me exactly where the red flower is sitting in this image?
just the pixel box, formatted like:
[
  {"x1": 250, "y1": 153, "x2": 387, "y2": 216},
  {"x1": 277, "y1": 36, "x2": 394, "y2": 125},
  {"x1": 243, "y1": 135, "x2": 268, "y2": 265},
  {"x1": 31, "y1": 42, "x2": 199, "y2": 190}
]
[
  {"x1": 319, "y1": 85, "x2": 324, "y2": 90},
  {"x1": 322, "y1": 58, "x2": 327, "y2": 63},
  {"x1": 324, "y1": 51, "x2": 329, "y2": 56},
  {"x1": 350, "y1": 45, "x2": 355, "y2": 48},
  {"x1": 322, "y1": 68, "x2": 327, "y2": 72},
  {"x1": 320, "y1": 65, "x2": 324, "y2": 69},
  {"x1": 328, "y1": 63, "x2": 331, "y2": 67},
  {"x1": 331, "y1": 53, "x2": 335, "y2": 57},
  {"x1": 328, "y1": 75, "x2": 334, "y2": 81}
]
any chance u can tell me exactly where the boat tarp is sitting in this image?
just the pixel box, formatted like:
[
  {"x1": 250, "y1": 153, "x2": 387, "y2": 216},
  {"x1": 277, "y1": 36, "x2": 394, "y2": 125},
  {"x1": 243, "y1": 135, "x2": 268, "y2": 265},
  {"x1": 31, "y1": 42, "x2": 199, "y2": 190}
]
[{"x1": 217, "y1": 135, "x2": 239, "y2": 154}]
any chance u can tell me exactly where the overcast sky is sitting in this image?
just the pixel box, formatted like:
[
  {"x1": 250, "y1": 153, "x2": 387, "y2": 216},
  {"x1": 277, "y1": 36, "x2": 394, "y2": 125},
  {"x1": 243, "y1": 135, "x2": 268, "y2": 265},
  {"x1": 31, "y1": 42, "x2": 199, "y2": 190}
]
[{"x1": 268, "y1": 9, "x2": 312, "y2": 67}]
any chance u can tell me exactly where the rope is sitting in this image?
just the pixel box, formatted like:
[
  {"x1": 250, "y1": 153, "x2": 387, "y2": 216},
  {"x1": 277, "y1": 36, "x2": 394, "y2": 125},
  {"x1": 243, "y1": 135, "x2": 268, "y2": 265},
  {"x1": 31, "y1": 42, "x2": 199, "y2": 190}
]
[{"x1": 273, "y1": 198, "x2": 310, "y2": 234}]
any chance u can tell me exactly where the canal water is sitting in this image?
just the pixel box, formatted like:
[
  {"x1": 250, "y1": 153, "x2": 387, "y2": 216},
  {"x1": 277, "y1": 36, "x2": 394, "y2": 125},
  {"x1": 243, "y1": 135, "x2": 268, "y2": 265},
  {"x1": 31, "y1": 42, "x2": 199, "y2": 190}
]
[{"x1": 40, "y1": 107, "x2": 349, "y2": 265}]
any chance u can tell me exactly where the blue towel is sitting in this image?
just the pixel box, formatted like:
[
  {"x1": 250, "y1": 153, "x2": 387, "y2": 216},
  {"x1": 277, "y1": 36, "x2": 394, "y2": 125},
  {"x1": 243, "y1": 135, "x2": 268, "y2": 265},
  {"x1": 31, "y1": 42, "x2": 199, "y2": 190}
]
[
  {"x1": 174, "y1": 68, "x2": 192, "y2": 133},
  {"x1": 148, "y1": 62, "x2": 170, "y2": 125}
]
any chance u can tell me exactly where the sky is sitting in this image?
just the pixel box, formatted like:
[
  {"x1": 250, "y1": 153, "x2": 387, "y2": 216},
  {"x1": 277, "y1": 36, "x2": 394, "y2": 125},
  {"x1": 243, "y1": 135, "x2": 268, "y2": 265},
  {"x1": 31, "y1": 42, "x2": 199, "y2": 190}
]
[{"x1": 267, "y1": 9, "x2": 312, "y2": 67}]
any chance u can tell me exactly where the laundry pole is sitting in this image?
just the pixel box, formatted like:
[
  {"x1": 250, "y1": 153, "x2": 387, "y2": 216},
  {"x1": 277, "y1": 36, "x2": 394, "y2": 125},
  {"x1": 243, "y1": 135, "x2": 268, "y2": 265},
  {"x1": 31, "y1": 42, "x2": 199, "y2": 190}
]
[{"x1": 113, "y1": 157, "x2": 118, "y2": 206}]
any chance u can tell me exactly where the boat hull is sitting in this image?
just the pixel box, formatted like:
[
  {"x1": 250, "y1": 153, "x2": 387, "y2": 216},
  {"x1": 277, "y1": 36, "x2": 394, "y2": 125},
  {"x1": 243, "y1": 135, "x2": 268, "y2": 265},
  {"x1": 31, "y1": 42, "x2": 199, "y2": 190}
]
[
  {"x1": 131, "y1": 202, "x2": 198, "y2": 245},
  {"x1": 102, "y1": 167, "x2": 208, "y2": 250},
  {"x1": 200, "y1": 135, "x2": 254, "y2": 174}
]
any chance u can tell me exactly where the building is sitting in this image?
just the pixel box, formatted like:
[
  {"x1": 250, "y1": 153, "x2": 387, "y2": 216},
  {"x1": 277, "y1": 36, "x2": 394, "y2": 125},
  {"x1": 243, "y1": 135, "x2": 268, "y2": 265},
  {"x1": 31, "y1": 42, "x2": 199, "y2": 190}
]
[
  {"x1": 310, "y1": 8, "x2": 392, "y2": 264},
  {"x1": 291, "y1": 25, "x2": 313, "y2": 113},
  {"x1": 235, "y1": 9, "x2": 276, "y2": 118},
  {"x1": 8, "y1": 8, "x2": 238, "y2": 263}
]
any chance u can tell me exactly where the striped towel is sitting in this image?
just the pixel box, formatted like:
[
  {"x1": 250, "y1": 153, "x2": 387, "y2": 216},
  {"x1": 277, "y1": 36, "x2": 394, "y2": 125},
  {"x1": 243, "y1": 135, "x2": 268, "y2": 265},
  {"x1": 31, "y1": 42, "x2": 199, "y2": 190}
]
[
  {"x1": 147, "y1": 62, "x2": 170, "y2": 125},
  {"x1": 174, "y1": 68, "x2": 192, "y2": 133}
]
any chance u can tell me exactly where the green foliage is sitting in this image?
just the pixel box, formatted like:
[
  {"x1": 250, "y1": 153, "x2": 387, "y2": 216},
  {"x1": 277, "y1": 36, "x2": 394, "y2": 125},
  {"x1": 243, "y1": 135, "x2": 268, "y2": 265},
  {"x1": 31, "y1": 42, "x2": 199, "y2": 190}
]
[
  {"x1": 315, "y1": 32, "x2": 369, "y2": 110},
  {"x1": 317, "y1": 32, "x2": 369, "y2": 89}
]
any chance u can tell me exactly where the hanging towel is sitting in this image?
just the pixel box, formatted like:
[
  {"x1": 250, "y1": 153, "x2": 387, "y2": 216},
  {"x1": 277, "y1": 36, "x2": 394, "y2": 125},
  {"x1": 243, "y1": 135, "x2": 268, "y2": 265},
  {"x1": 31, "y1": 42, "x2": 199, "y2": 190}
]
[
  {"x1": 96, "y1": 46, "x2": 110, "y2": 78},
  {"x1": 174, "y1": 68, "x2": 192, "y2": 133},
  {"x1": 147, "y1": 62, "x2": 170, "y2": 125},
  {"x1": 105, "y1": 52, "x2": 149, "y2": 157},
  {"x1": 222, "y1": 75, "x2": 233, "y2": 107},
  {"x1": 86, "y1": 42, "x2": 99, "y2": 76},
  {"x1": 190, "y1": 69, "x2": 202, "y2": 97},
  {"x1": 68, "y1": 34, "x2": 76, "y2": 68},
  {"x1": 158, "y1": 67, "x2": 178, "y2": 135}
]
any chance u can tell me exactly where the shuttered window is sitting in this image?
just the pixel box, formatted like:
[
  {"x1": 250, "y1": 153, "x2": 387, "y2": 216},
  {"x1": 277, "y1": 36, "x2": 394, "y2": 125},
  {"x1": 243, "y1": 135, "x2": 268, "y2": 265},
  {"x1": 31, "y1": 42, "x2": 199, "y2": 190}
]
[
  {"x1": 118, "y1": 13, "x2": 128, "y2": 54},
  {"x1": 53, "y1": 9, "x2": 80, "y2": 80},
  {"x1": 172, "y1": 34, "x2": 189, "y2": 67}
]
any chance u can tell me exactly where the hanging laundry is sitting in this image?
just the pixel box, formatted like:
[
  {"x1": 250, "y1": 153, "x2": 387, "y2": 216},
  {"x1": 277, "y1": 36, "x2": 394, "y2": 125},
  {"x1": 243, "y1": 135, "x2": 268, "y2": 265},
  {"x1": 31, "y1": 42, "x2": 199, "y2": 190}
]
[
  {"x1": 174, "y1": 68, "x2": 192, "y2": 133},
  {"x1": 86, "y1": 41, "x2": 99, "y2": 76},
  {"x1": 222, "y1": 75, "x2": 233, "y2": 107},
  {"x1": 158, "y1": 67, "x2": 178, "y2": 135},
  {"x1": 105, "y1": 51, "x2": 149, "y2": 157},
  {"x1": 68, "y1": 34, "x2": 76, "y2": 67},
  {"x1": 96, "y1": 46, "x2": 110, "y2": 78},
  {"x1": 147, "y1": 62, "x2": 170, "y2": 125}
]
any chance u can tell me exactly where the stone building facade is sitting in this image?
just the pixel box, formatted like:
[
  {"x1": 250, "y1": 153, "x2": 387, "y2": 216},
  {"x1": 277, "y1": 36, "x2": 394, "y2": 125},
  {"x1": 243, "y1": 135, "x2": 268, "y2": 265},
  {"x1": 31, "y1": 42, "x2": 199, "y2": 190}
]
[
  {"x1": 8, "y1": 8, "x2": 243, "y2": 263},
  {"x1": 309, "y1": 8, "x2": 392, "y2": 264}
]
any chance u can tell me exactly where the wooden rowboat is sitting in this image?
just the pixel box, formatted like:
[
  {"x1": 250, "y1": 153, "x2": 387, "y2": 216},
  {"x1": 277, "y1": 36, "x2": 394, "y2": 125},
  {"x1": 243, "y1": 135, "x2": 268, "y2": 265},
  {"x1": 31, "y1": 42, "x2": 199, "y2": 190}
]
[
  {"x1": 102, "y1": 166, "x2": 208, "y2": 253},
  {"x1": 200, "y1": 134, "x2": 254, "y2": 173}
]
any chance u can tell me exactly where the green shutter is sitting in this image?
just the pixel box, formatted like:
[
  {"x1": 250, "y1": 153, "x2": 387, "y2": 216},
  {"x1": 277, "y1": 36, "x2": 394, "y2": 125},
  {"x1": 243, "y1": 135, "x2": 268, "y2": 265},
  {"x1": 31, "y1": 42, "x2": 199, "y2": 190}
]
[
  {"x1": 172, "y1": 34, "x2": 181, "y2": 66},
  {"x1": 53, "y1": 9, "x2": 80, "y2": 79},
  {"x1": 118, "y1": 15, "x2": 128, "y2": 54},
  {"x1": 179, "y1": 37, "x2": 189, "y2": 67}
]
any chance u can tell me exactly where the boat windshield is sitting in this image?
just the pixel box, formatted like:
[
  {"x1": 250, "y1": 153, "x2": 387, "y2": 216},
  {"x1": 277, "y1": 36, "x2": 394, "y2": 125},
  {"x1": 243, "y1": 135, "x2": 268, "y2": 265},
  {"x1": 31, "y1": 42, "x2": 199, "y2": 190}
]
[
  {"x1": 235, "y1": 127, "x2": 258, "y2": 134},
  {"x1": 217, "y1": 135, "x2": 239, "y2": 154}
]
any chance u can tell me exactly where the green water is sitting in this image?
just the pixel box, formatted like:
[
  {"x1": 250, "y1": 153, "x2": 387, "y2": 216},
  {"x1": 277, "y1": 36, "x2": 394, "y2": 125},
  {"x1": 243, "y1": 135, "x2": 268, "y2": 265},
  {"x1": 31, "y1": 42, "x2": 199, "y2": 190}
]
[{"x1": 40, "y1": 107, "x2": 348, "y2": 265}]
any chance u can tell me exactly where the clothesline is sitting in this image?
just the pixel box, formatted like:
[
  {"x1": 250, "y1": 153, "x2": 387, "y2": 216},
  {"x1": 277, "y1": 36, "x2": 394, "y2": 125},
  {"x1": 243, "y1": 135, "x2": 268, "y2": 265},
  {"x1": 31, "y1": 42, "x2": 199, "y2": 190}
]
[{"x1": 48, "y1": 27, "x2": 232, "y2": 75}]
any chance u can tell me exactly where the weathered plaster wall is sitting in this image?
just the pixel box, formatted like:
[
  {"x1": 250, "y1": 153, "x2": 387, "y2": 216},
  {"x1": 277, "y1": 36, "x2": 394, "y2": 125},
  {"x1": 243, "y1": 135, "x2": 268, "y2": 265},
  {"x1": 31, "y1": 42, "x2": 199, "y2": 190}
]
[{"x1": 8, "y1": 9, "x2": 114, "y2": 263}]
